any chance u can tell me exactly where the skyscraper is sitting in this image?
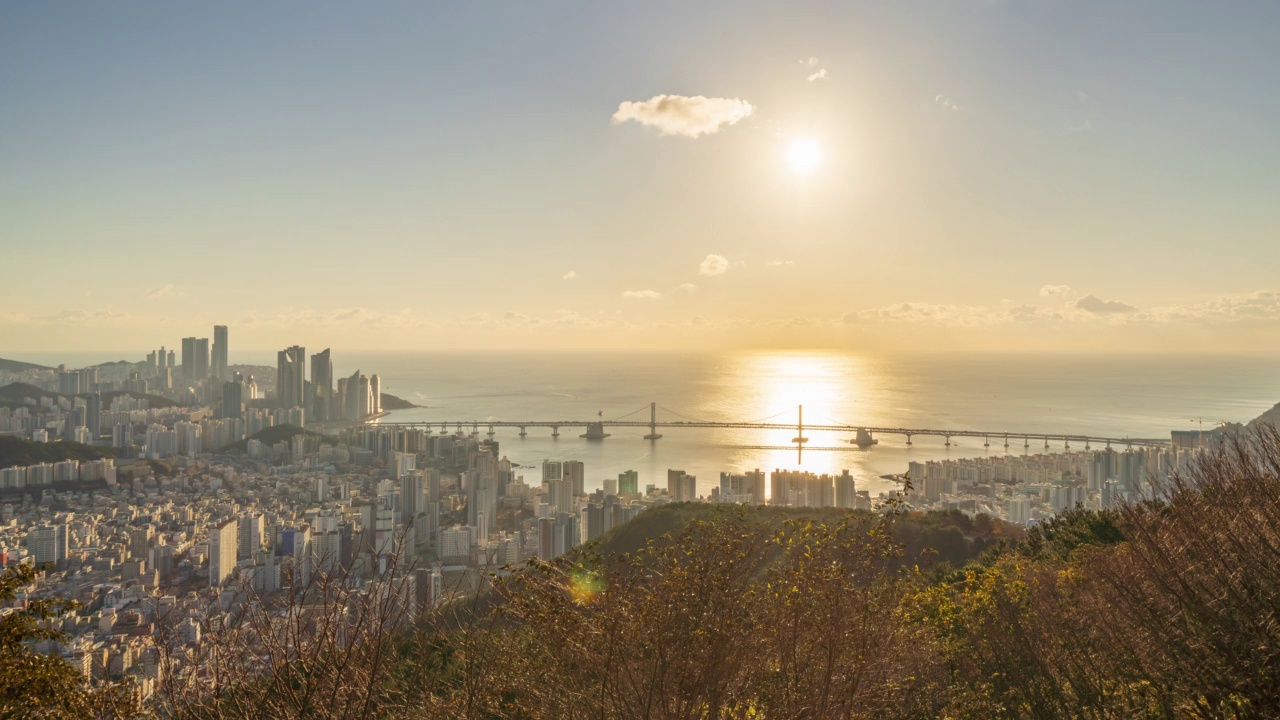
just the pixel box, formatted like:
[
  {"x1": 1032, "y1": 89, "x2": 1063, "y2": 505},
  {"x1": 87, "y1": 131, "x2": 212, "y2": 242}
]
[
  {"x1": 277, "y1": 345, "x2": 306, "y2": 410},
  {"x1": 344, "y1": 370, "x2": 363, "y2": 420},
  {"x1": 211, "y1": 325, "x2": 229, "y2": 380},
  {"x1": 85, "y1": 392, "x2": 102, "y2": 442},
  {"x1": 311, "y1": 348, "x2": 333, "y2": 422},
  {"x1": 181, "y1": 337, "x2": 210, "y2": 386},
  {"x1": 209, "y1": 518, "x2": 238, "y2": 586}
]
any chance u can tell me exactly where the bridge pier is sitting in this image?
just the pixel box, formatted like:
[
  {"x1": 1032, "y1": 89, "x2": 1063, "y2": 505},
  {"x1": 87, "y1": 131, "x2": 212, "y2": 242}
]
[
  {"x1": 1044, "y1": 439, "x2": 1050, "y2": 450},
  {"x1": 580, "y1": 422, "x2": 611, "y2": 440},
  {"x1": 1004, "y1": 435, "x2": 1010, "y2": 449},
  {"x1": 1084, "y1": 440, "x2": 1090, "y2": 450},
  {"x1": 852, "y1": 428, "x2": 877, "y2": 448},
  {"x1": 440, "y1": 423, "x2": 448, "y2": 435},
  {"x1": 487, "y1": 424, "x2": 495, "y2": 438},
  {"x1": 984, "y1": 436, "x2": 990, "y2": 448},
  {"x1": 551, "y1": 426, "x2": 560, "y2": 438},
  {"x1": 945, "y1": 435, "x2": 952, "y2": 448},
  {"x1": 1064, "y1": 439, "x2": 1070, "y2": 450},
  {"x1": 518, "y1": 426, "x2": 527, "y2": 438},
  {"x1": 456, "y1": 423, "x2": 463, "y2": 435},
  {"x1": 1024, "y1": 437, "x2": 1030, "y2": 449},
  {"x1": 905, "y1": 433, "x2": 912, "y2": 446}
]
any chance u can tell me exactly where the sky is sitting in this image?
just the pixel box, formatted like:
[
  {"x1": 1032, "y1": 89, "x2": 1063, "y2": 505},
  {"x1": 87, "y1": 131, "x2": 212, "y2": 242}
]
[{"x1": 2, "y1": 1, "x2": 1279, "y2": 354}]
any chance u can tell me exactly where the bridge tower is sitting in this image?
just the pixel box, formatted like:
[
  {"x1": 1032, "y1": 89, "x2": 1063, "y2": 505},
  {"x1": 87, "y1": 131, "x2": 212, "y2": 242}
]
[
  {"x1": 905, "y1": 433, "x2": 912, "y2": 446},
  {"x1": 551, "y1": 426, "x2": 560, "y2": 438},
  {"x1": 643, "y1": 402, "x2": 663, "y2": 440},
  {"x1": 518, "y1": 426, "x2": 527, "y2": 437},
  {"x1": 852, "y1": 428, "x2": 877, "y2": 448},
  {"x1": 487, "y1": 424, "x2": 495, "y2": 438},
  {"x1": 791, "y1": 405, "x2": 809, "y2": 445}
]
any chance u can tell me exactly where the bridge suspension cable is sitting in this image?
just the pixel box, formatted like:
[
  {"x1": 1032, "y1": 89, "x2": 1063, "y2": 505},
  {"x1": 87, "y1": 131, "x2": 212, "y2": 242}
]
[
  {"x1": 605, "y1": 405, "x2": 651, "y2": 422},
  {"x1": 656, "y1": 405, "x2": 716, "y2": 424}
]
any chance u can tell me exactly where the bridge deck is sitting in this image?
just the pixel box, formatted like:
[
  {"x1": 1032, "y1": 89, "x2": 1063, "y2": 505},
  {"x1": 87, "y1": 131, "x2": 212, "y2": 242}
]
[{"x1": 366, "y1": 419, "x2": 1167, "y2": 447}]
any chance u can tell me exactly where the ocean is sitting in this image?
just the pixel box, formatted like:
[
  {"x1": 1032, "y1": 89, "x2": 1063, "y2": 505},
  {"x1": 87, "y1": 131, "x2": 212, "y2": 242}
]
[
  {"x1": 10, "y1": 350, "x2": 1280, "y2": 497},
  {"x1": 347, "y1": 351, "x2": 1280, "y2": 497}
]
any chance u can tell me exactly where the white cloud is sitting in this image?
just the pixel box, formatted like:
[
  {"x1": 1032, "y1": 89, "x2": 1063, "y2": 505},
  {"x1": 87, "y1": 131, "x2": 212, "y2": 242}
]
[
  {"x1": 934, "y1": 94, "x2": 962, "y2": 112},
  {"x1": 146, "y1": 283, "x2": 174, "y2": 299},
  {"x1": 801, "y1": 57, "x2": 821, "y2": 66},
  {"x1": 622, "y1": 289, "x2": 662, "y2": 301},
  {"x1": 767, "y1": 260, "x2": 795, "y2": 267},
  {"x1": 1074, "y1": 294, "x2": 1138, "y2": 315},
  {"x1": 678, "y1": 283, "x2": 698, "y2": 293},
  {"x1": 1039, "y1": 284, "x2": 1071, "y2": 297},
  {"x1": 699, "y1": 254, "x2": 730, "y2": 276},
  {"x1": 807, "y1": 68, "x2": 828, "y2": 82},
  {"x1": 562, "y1": 270, "x2": 577, "y2": 280},
  {"x1": 612, "y1": 95, "x2": 754, "y2": 138}
]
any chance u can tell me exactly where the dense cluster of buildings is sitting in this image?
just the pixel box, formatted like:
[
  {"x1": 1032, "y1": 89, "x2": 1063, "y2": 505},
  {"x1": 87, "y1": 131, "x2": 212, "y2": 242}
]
[{"x1": 904, "y1": 444, "x2": 1205, "y2": 524}]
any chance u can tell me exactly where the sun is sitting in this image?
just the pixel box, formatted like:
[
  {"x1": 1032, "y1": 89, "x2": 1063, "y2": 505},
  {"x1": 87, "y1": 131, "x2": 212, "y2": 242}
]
[{"x1": 787, "y1": 137, "x2": 821, "y2": 174}]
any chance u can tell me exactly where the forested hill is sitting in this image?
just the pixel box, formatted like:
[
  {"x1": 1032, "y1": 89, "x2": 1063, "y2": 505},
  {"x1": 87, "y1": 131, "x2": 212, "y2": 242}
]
[
  {"x1": 0, "y1": 358, "x2": 53, "y2": 373},
  {"x1": 0, "y1": 436, "x2": 112, "y2": 469}
]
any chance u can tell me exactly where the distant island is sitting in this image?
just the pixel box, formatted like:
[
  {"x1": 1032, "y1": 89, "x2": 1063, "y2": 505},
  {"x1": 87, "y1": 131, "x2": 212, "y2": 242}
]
[{"x1": 379, "y1": 392, "x2": 420, "y2": 410}]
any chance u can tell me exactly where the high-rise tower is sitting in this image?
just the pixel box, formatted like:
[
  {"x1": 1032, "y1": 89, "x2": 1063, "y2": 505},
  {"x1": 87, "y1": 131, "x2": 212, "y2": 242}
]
[
  {"x1": 211, "y1": 325, "x2": 229, "y2": 380},
  {"x1": 311, "y1": 348, "x2": 333, "y2": 422},
  {"x1": 277, "y1": 346, "x2": 307, "y2": 410}
]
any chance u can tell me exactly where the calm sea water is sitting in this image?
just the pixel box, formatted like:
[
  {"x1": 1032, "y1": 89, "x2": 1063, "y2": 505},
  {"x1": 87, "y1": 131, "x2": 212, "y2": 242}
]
[
  {"x1": 11, "y1": 351, "x2": 1280, "y2": 497},
  {"x1": 349, "y1": 351, "x2": 1280, "y2": 497}
]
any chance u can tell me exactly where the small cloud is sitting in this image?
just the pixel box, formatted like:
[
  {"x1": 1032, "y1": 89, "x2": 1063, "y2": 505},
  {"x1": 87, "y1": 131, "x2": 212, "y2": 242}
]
[
  {"x1": 562, "y1": 270, "x2": 577, "y2": 280},
  {"x1": 1075, "y1": 294, "x2": 1137, "y2": 315},
  {"x1": 612, "y1": 95, "x2": 754, "y2": 138},
  {"x1": 622, "y1": 289, "x2": 662, "y2": 301},
  {"x1": 146, "y1": 283, "x2": 174, "y2": 299},
  {"x1": 801, "y1": 57, "x2": 821, "y2": 66},
  {"x1": 934, "y1": 94, "x2": 962, "y2": 112},
  {"x1": 1039, "y1": 284, "x2": 1071, "y2": 297},
  {"x1": 678, "y1": 283, "x2": 698, "y2": 293},
  {"x1": 766, "y1": 260, "x2": 794, "y2": 267},
  {"x1": 807, "y1": 68, "x2": 828, "y2": 82},
  {"x1": 699, "y1": 254, "x2": 730, "y2": 276}
]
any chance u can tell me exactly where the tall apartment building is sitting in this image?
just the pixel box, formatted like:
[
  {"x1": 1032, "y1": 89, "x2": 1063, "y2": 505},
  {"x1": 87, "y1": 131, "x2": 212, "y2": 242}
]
[
  {"x1": 277, "y1": 345, "x2": 307, "y2": 411},
  {"x1": 310, "y1": 348, "x2": 333, "y2": 422},
  {"x1": 211, "y1": 325, "x2": 229, "y2": 380},
  {"x1": 208, "y1": 518, "x2": 239, "y2": 587},
  {"x1": 181, "y1": 337, "x2": 210, "y2": 387}
]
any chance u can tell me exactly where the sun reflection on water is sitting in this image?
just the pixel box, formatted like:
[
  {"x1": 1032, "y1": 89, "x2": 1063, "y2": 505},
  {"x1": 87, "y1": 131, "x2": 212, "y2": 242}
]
[{"x1": 700, "y1": 351, "x2": 885, "y2": 482}]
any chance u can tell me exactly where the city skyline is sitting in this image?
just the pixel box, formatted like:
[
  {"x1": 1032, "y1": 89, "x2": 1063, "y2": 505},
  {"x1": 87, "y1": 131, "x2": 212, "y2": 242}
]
[{"x1": 3, "y1": 2, "x2": 1280, "y2": 353}]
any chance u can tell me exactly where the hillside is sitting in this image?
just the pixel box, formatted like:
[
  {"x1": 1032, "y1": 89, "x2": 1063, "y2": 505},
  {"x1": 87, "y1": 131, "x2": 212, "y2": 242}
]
[
  {"x1": 219, "y1": 424, "x2": 338, "y2": 454},
  {"x1": 0, "y1": 382, "x2": 181, "y2": 410},
  {"x1": 0, "y1": 436, "x2": 112, "y2": 469},
  {"x1": 590, "y1": 502, "x2": 1022, "y2": 571},
  {"x1": 379, "y1": 392, "x2": 420, "y2": 410},
  {"x1": 1249, "y1": 401, "x2": 1280, "y2": 430},
  {"x1": 0, "y1": 358, "x2": 52, "y2": 373}
]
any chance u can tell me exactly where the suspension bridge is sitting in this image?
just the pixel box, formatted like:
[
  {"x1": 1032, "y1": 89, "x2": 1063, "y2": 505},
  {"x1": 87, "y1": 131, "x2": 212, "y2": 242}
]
[{"x1": 368, "y1": 403, "x2": 1170, "y2": 450}]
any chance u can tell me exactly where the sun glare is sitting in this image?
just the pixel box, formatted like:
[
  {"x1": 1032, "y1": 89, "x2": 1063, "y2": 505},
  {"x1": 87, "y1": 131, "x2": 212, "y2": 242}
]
[{"x1": 787, "y1": 137, "x2": 821, "y2": 174}]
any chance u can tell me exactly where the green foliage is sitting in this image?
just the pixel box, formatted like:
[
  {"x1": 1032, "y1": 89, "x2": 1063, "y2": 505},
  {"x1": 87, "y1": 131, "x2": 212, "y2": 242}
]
[
  {"x1": 0, "y1": 565, "x2": 137, "y2": 719},
  {"x1": 218, "y1": 424, "x2": 338, "y2": 454},
  {"x1": 0, "y1": 435, "x2": 114, "y2": 470}
]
